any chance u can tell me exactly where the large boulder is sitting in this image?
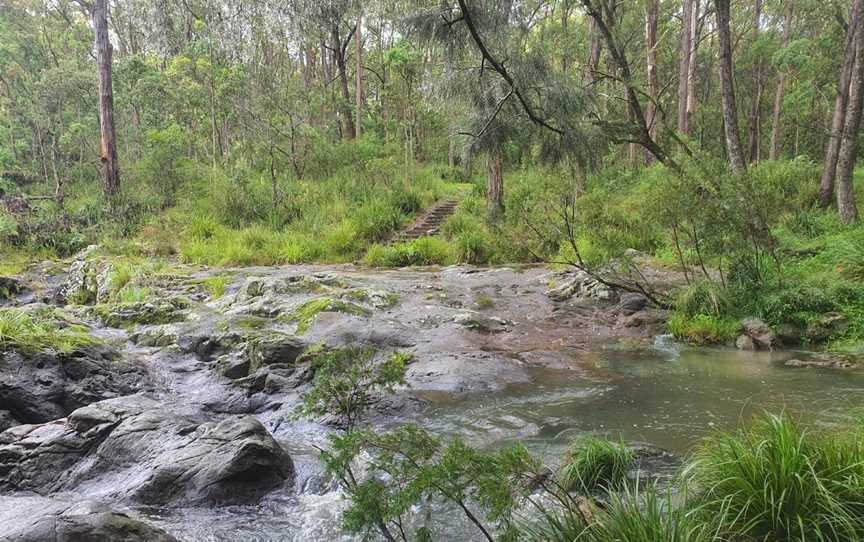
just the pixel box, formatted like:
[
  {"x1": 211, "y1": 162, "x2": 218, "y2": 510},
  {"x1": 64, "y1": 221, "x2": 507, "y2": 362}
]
[
  {"x1": 56, "y1": 245, "x2": 101, "y2": 305},
  {"x1": 0, "y1": 496, "x2": 177, "y2": 542},
  {"x1": 0, "y1": 395, "x2": 293, "y2": 505},
  {"x1": 0, "y1": 345, "x2": 146, "y2": 427},
  {"x1": 737, "y1": 318, "x2": 775, "y2": 350}
]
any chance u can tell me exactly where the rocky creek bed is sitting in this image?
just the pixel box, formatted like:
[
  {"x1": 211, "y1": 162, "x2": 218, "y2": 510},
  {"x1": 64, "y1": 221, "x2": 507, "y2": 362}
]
[{"x1": 1, "y1": 250, "x2": 863, "y2": 541}]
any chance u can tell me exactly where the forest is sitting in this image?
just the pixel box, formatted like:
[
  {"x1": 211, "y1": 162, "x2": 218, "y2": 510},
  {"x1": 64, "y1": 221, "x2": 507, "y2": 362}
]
[{"x1": 1, "y1": 0, "x2": 864, "y2": 541}]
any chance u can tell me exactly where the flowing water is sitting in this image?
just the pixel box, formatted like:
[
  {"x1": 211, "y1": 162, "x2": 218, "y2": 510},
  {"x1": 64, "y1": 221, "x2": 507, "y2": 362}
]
[{"x1": 142, "y1": 338, "x2": 864, "y2": 541}]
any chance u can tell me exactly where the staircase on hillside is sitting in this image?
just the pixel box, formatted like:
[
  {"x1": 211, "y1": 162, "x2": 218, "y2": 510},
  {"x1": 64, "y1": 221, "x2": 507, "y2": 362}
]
[{"x1": 391, "y1": 199, "x2": 458, "y2": 243}]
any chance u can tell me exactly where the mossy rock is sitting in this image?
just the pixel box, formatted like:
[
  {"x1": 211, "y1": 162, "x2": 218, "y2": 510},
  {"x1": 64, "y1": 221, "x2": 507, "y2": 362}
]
[
  {"x1": 92, "y1": 298, "x2": 190, "y2": 328},
  {"x1": 284, "y1": 297, "x2": 371, "y2": 334}
]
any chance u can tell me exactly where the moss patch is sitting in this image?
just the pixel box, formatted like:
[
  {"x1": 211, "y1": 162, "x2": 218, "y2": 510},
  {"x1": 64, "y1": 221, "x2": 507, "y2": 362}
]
[{"x1": 285, "y1": 297, "x2": 371, "y2": 334}]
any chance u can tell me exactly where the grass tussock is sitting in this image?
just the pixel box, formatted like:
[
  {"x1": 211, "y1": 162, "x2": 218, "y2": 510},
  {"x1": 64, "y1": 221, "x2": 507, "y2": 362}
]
[
  {"x1": 0, "y1": 308, "x2": 98, "y2": 353},
  {"x1": 558, "y1": 436, "x2": 635, "y2": 492}
]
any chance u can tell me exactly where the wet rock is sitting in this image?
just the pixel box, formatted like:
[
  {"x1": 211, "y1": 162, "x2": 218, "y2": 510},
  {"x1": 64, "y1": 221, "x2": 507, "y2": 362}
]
[
  {"x1": 405, "y1": 351, "x2": 530, "y2": 393},
  {"x1": 547, "y1": 270, "x2": 618, "y2": 303},
  {"x1": 0, "y1": 395, "x2": 294, "y2": 505},
  {"x1": 0, "y1": 496, "x2": 178, "y2": 542},
  {"x1": 620, "y1": 308, "x2": 668, "y2": 328},
  {"x1": 0, "y1": 276, "x2": 23, "y2": 301},
  {"x1": 619, "y1": 293, "x2": 648, "y2": 316},
  {"x1": 56, "y1": 245, "x2": 101, "y2": 305},
  {"x1": 0, "y1": 344, "x2": 146, "y2": 426},
  {"x1": 735, "y1": 334, "x2": 755, "y2": 350},
  {"x1": 0, "y1": 410, "x2": 19, "y2": 432},
  {"x1": 452, "y1": 312, "x2": 511, "y2": 333},
  {"x1": 784, "y1": 354, "x2": 860, "y2": 369},
  {"x1": 130, "y1": 324, "x2": 180, "y2": 347},
  {"x1": 776, "y1": 323, "x2": 806, "y2": 347},
  {"x1": 247, "y1": 332, "x2": 306, "y2": 369},
  {"x1": 93, "y1": 299, "x2": 189, "y2": 328},
  {"x1": 738, "y1": 318, "x2": 774, "y2": 350}
]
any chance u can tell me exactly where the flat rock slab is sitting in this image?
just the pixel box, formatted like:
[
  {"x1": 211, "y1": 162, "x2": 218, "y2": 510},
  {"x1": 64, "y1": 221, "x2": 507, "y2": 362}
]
[{"x1": 0, "y1": 496, "x2": 177, "y2": 542}]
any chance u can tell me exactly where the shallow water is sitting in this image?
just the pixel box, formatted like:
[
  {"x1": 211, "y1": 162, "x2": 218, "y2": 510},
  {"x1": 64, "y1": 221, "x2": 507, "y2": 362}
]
[{"x1": 144, "y1": 339, "x2": 864, "y2": 541}]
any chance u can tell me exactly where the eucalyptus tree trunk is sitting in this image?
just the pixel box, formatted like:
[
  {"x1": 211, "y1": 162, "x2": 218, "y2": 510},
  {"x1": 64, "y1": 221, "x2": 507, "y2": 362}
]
[
  {"x1": 835, "y1": 31, "x2": 864, "y2": 223},
  {"x1": 747, "y1": 0, "x2": 764, "y2": 163},
  {"x1": 677, "y1": 0, "x2": 694, "y2": 135},
  {"x1": 769, "y1": 1, "x2": 793, "y2": 160},
  {"x1": 355, "y1": 15, "x2": 362, "y2": 139},
  {"x1": 332, "y1": 25, "x2": 356, "y2": 140},
  {"x1": 820, "y1": 0, "x2": 863, "y2": 207},
  {"x1": 685, "y1": 1, "x2": 700, "y2": 136},
  {"x1": 645, "y1": 0, "x2": 659, "y2": 146},
  {"x1": 94, "y1": 0, "x2": 120, "y2": 196},
  {"x1": 487, "y1": 154, "x2": 504, "y2": 220},
  {"x1": 715, "y1": 0, "x2": 747, "y2": 173}
]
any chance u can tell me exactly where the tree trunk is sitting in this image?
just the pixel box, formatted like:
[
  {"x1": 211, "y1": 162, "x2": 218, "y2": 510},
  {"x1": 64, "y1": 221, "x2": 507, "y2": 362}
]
[
  {"x1": 820, "y1": 0, "x2": 863, "y2": 207},
  {"x1": 685, "y1": 0, "x2": 700, "y2": 136},
  {"x1": 747, "y1": 0, "x2": 764, "y2": 163},
  {"x1": 355, "y1": 15, "x2": 363, "y2": 139},
  {"x1": 332, "y1": 25, "x2": 356, "y2": 140},
  {"x1": 487, "y1": 154, "x2": 504, "y2": 220},
  {"x1": 836, "y1": 31, "x2": 864, "y2": 223},
  {"x1": 94, "y1": 0, "x2": 120, "y2": 196},
  {"x1": 769, "y1": 1, "x2": 793, "y2": 160},
  {"x1": 645, "y1": 0, "x2": 659, "y2": 147},
  {"x1": 715, "y1": 0, "x2": 747, "y2": 172},
  {"x1": 677, "y1": 0, "x2": 694, "y2": 135}
]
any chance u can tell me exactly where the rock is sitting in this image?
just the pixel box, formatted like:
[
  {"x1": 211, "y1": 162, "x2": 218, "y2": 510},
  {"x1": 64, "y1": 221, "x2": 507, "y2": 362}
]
[
  {"x1": 453, "y1": 312, "x2": 511, "y2": 333},
  {"x1": 735, "y1": 334, "x2": 755, "y2": 350},
  {"x1": 546, "y1": 270, "x2": 618, "y2": 303},
  {"x1": 619, "y1": 293, "x2": 648, "y2": 316},
  {"x1": 95, "y1": 263, "x2": 116, "y2": 303},
  {"x1": 739, "y1": 318, "x2": 775, "y2": 350},
  {"x1": 806, "y1": 312, "x2": 848, "y2": 343},
  {"x1": 776, "y1": 323, "x2": 805, "y2": 347},
  {"x1": 0, "y1": 410, "x2": 19, "y2": 432},
  {"x1": 0, "y1": 395, "x2": 294, "y2": 505},
  {"x1": 621, "y1": 308, "x2": 669, "y2": 328},
  {"x1": 247, "y1": 332, "x2": 306, "y2": 370},
  {"x1": 0, "y1": 344, "x2": 146, "y2": 426},
  {"x1": 57, "y1": 246, "x2": 101, "y2": 305},
  {"x1": 130, "y1": 324, "x2": 180, "y2": 347},
  {"x1": 93, "y1": 299, "x2": 189, "y2": 328},
  {"x1": 0, "y1": 496, "x2": 178, "y2": 542},
  {"x1": 0, "y1": 276, "x2": 23, "y2": 301},
  {"x1": 784, "y1": 354, "x2": 859, "y2": 369}
]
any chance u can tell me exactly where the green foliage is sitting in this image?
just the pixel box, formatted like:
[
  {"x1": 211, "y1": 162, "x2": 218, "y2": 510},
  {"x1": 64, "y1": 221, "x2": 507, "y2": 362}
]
[
  {"x1": 296, "y1": 347, "x2": 411, "y2": 430},
  {"x1": 202, "y1": 276, "x2": 227, "y2": 299},
  {"x1": 285, "y1": 298, "x2": 371, "y2": 335},
  {"x1": 668, "y1": 313, "x2": 741, "y2": 345},
  {"x1": 687, "y1": 414, "x2": 864, "y2": 541},
  {"x1": 558, "y1": 436, "x2": 634, "y2": 493},
  {"x1": 364, "y1": 237, "x2": 455, "y2": 267},
  {"x1": 0, "y1": 308, "x2": 98, "y2": 353},
  {"x1": 322, "y1": 424, "x2": 539, "y2": 541}
]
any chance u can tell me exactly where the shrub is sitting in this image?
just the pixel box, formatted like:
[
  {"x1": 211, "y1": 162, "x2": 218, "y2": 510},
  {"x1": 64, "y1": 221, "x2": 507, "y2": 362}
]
[
  {"x1": 668, "y1": 313, "x2": 740, "y2": 345},
  {"x1": 558, "y1": 436, "x2": 634, "y2": 493},
  {"x1": 352, "y1": 200, "x2": 403, "y2": 242},
  {"x1": 364, "y1": 237, "x2": 454, "y2": 267},
  {"x1": 454, "y1": 229, "x2": 489, "y2": 264},
  {"x1": 687, "y1": 414, "x2": 864, "y2": 541}
]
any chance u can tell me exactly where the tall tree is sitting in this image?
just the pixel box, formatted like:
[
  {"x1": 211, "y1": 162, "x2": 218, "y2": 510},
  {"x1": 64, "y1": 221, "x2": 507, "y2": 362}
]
[
  {"x1": 715, "y1": 0, "x2": 747, "y2": 172},
  {"x1": 685, "y1": 1, "x2": 700, "y2": 136},
  {"x1": 820, "y1": 0, "x2": 863, "y2": 207},
  {"x1": 355, "y1": 13, "x2": 363, "y2": 139},
  {"x1": 645, "y1": 0, "x2": 659, "y2": 148},
  {"x1": 93, "y1": 0, "x2": 120, "y2": 196},
  {"x1": 835, "y1": 29, "x2": 864, "y2": 223},
  {"x1": 768, "y1": 0, "x2": 793, "y2": 161},
  {"x1": 677, "y1": 0, "x2": 695, "y2": 135},
  {"x1": 747, "y1": 0, "x2": 764, "y2": 163}
]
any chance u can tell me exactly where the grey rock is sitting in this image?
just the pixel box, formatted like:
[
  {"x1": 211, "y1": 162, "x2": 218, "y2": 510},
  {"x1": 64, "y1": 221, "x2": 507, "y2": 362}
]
[
  {"x1": 735, "y1": 334, "x2": 755, "y2": 350},
  {"x1": 740, "y1": 318, "x2": 774, "y2": 350},
  {"x1": 621, "y1": 309, "x2": 669, "y2": 328},
  {"x1": 0, "y1": 410, "x2": 19, "y2": 433},
  {"x1": 0, "y1": 496, "x2": 178, "y2": 542},
  {"x1": 0, "y1": 276, "x2": 23, "y2": 301},
  {"x1": 0, "y1": 395, "x2": 293, "y2": 505},
  {"x1": 452, "y1": 312, "x2": 511, "y2": 333},
  {"x1": 0, "y1": 345, "x2": 145, "y2": 426},
  {"x1": 619, "y1": 293, "x2": 648, "y2": 315}
]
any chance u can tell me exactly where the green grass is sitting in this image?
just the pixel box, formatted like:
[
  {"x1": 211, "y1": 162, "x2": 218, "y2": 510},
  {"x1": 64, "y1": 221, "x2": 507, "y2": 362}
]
[
  {"x1": 558, "y1": 436, "x2": 635, "y2": 492},
  {"x1": 364, "y1": 237, "x2": 455, "y2": 267},
  {"x1": 668, "y1": 313, "x2": 741, "y2": 345},
  {"x1": 0, "y1": 308, "x2": 98, "y2": 353},
  {"x1": 202, "y1": 276, "x2": 228, "y2": 299},
  {"x1": 686, "y1": 413, "x2": 864, "y2": 541},
  {"x1": 285, "y1": 297, "x2": 371, "y2": 334}
]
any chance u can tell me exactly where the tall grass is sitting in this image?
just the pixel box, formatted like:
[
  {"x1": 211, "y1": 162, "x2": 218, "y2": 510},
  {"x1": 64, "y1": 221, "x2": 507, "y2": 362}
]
[
  {"x1": 686, "y1": 414, "x2": 864, "y2": 541},
  {"x1": 558, "y1": 436, "x2": 635, "y2": 492},
  {"x1": 0, "y1": 308, "x2": 98, "y2": 353}
]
